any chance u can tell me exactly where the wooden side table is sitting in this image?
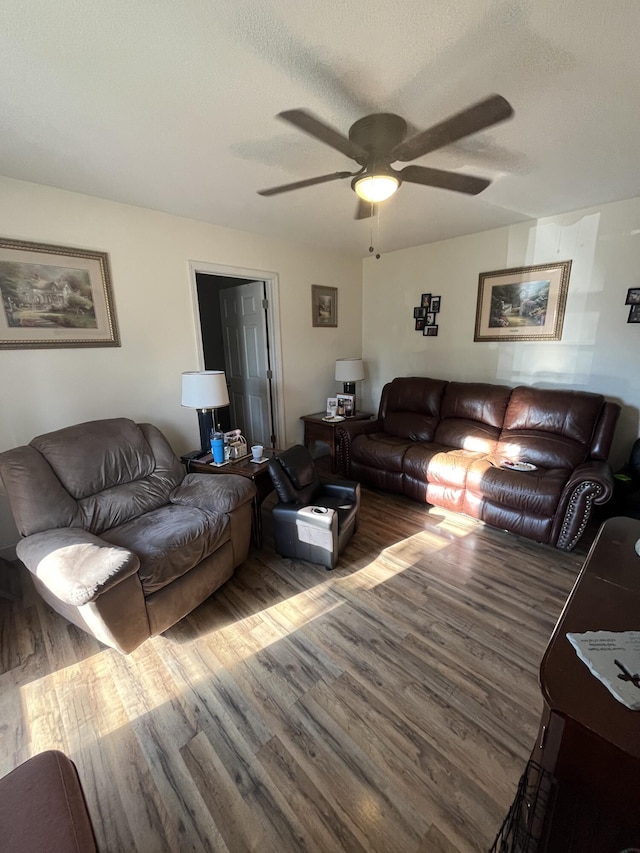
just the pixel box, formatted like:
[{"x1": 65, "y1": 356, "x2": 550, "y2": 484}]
[
  {"x1": 300, "y1": 412, "x2": 372, "y2": 473},
  {"x1": 181, "y1": 450, "x2": 277, "y2": 548}
]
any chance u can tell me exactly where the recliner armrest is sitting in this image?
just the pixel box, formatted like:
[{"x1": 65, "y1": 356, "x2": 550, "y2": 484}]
[
  {"x1": 171, "y1": 473, "x2": 256, "y2": 512},
  {"x1": 17, "y1": 528, "x2": 139, "y2": 607},
  {"x1": 320, "y1": 480, "x2": 361, "y2": 503}
]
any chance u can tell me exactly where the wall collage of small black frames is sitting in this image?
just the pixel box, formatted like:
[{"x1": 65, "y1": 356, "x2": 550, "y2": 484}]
[
  {"x1": 413, "y1": 293, "x2": 441, "y2": 337},
  {"x1": 626, "y1": 287, "x2": 640, "y2": 323}
]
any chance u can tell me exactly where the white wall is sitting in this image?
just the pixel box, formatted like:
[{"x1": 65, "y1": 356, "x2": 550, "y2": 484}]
[
  {"x1": 362, "y1": 196, "x2": 640, "y2": 468},
  {"x1": 0, "y1": 177, "x2": 362, "y2": 556}
]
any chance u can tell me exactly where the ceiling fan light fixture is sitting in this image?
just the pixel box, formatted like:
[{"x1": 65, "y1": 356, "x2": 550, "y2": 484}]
[{"x1": 353, "y1": 173, "x2": 399, "y2": 203}]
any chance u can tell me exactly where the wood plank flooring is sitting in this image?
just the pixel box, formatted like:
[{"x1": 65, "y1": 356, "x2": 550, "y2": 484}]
[{"x1": 0, "y1": 486, "x2": 596, "y2": 852}]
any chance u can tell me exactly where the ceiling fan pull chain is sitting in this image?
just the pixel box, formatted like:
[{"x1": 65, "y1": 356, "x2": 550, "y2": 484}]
[{"x1": 369, "y1": 207, "x2": 375, "y2": 255}]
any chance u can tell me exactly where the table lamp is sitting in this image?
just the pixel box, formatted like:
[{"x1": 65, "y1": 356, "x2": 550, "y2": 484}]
[
  {"x1": 181, "y1": 370, "x2": 230, "y2": 455},
  {"x1": 335, "y1": 358, "x2": 364, "y2": 412}
]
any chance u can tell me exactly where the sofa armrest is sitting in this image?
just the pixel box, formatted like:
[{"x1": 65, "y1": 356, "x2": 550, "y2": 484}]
[
  {"x1": 17, "y1": 528, "x2": 139, "y2": 607},
  {"x1": 553, "y1": 461, "x2": 615, "y2": 550},
  {"x1": 336, "y1": 419, "x2": 382, "y2": 475},
  {"x1": 563, "y1": 460, "x2": 615, "y2": 504}
]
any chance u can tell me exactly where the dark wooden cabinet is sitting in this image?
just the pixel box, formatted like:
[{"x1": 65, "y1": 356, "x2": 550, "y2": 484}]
[{"x1": 492, "y1": 517, "x2": 640, "y2": 852}]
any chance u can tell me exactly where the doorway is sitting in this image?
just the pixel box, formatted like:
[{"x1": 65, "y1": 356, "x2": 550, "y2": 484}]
[{"x1": 190, "y1": 263, "x2": 283, "y2": 450}]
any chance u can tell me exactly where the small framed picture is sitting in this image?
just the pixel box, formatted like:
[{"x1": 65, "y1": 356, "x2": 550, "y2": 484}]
[
  {"x1": 336, "y1": 392, "x2": 356, "y2": 417},
  {"x1": 311, "y1": 284, "x2": 337, "y2": 327},
  {"x1": 430, "y1": 295, "x2": 441, "y2": 313},
  {"x1": 628, "y1": 304, "x2": 640, "y2": 323},
  {"x1": 413, "y1": 306, "x2": 426, "y2": 318},
  {"x1": 423, "y1": 325, "x2": 438, "y2": 337},
  {"x1": 425, "y1": 312, "x2": 436, "y2": 326},
  {"x1": 625, "y1": 288, "x2": 640, "y2": 305},
  {"x1": 415, "y1": 318, "x2": 425, "y2": 331},
  {"x1": 421, "y1": 292, "x2": 431, "y2": 308},
  {"x1": 326, "y1": 396, "x2": 338, "y2": 415}
]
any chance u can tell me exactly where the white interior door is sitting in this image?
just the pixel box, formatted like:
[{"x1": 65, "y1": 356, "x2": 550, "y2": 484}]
[{"x1": 219, "y1": 281, "x2": 272, "y2": 447}]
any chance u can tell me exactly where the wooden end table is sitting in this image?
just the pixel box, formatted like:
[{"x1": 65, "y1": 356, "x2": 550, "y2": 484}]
[
  {"x1": 181, "y1": 450, "x2": 277, "y2": 548},
  {"x1": 300, "y1": 411, "x2": 372, "y2": 473}
]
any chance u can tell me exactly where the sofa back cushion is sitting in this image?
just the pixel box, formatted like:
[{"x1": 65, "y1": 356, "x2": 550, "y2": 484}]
[
  {"x1": 434, "y1": 382, "x2": 511, "y2": 452},
  {"x1": 0, "y1": 418, "x2": 184, "y2": 537},
  {"x1": 381, "y1": 377, "x2": 447, "y2": 441},
  {"x1": 32, "y1": 418, "x2": 155, "y2": 499},
  {"x1": 497, "y1": 387, "x2": 606, "y2": 469}
]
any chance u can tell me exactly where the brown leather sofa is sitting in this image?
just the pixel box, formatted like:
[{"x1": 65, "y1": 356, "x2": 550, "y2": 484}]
[
  {"x1": 337, "y1": 377, "x2": 621, "y2": 550},
  {"x1": 0, "y1": 418, "x2": 256, "y2": 653}
]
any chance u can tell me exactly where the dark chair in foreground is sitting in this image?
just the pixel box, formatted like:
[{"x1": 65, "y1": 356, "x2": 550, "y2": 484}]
[
  {"x1": 0, "y1": 750, "x2": 98, "y2": 852},
  {"x1": 267, "y1": 444, "x2": 360, "y2": 570},
  {"x1": 0, "y1": 418, "x2": 256, "y2": 653}
]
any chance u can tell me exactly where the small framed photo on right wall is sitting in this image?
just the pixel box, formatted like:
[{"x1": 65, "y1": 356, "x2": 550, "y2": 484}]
[
  {"x1": 423, "y1": 325, "x2": 438, "y2": 337},
  {"x1": 628, "y1": 304, "x2": 640, "y2": 323},
  {"x1": 625, "y1": 287, "x2": 640, "y2": 305}
]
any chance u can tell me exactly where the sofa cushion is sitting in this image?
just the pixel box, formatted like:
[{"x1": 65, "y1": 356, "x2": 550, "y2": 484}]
[
  {"x1": 466, "y1": 459, "x2": 568, "y2": 516},
  {"x1": 172, "y1": 473, "x2": 256, "y2": 513},
  {"x1": 102, "y1": 504, "x2": 229, "y2": 594},
  {"x1": 402, "y1": 442, "x2": 484, "y2": 486},
  {"x1": 497, "y1": 387, "x2": 605, "y2": 469},
  {"x1": 382, "y1": 377, "x2": 447, "y2": 441},
  {"x1": 351, "y1": 432, "x2": 413, "y2": 472}
]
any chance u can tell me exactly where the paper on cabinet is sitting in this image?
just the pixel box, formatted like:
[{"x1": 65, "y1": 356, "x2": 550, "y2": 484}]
[{"x1": 566, "y1": 631, "x2": 640, "y2": 710}]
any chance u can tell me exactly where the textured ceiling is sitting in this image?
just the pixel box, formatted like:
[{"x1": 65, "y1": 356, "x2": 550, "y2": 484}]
[{"x1": 2, "y1": 0, "x2": 640, "y2": 257}]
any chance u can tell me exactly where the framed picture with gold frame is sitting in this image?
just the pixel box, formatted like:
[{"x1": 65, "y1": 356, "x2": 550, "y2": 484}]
[
  {"x1": 0, "y1": 237, "x2": 119, "y2": 349},
  {"x1": 474, "y1": 260, "x2": 572, "y2": 342}
]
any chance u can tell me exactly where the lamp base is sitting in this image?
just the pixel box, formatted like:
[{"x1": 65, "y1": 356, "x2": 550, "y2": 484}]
[
  {"x1": 342, "y1": 382, "x2": 356, "y2": 395},
  {"x1": 197, "y1": 409, "x2": 214, "y2": 455}
]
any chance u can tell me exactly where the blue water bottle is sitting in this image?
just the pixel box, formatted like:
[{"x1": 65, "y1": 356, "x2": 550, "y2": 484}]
[{"x1": 211, "y1": 426, "x2": 225, "y2": 464}]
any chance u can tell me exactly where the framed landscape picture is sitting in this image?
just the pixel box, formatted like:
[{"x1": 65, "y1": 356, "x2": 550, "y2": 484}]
[
  {"x1": 311, "y1": 284, "x2": 338, "y2": 327},
  {"x1": 0, "y1": 238, "x2": 119, "y2": 349},
  {"x1": 474, "y1": 260, "x2": 572, "y2": 342}
]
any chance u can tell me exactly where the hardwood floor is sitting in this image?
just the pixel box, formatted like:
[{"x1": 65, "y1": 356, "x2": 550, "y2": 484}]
[{"x1": 0, "y1": 487, "x2": 596, "y2": 852}]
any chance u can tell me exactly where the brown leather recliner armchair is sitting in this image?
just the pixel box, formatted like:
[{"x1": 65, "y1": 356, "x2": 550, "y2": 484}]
[{"x1": 0, "y1": 418, "x2": 256, "y2": 653}]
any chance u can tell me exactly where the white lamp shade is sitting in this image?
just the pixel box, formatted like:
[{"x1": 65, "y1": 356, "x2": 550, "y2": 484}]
[
  {"x1": 181, "y1": 371, "x2": 229, "y2": 409},
  {"x1": 335, "y1": 358, "x2": 365, "y2": 383}
]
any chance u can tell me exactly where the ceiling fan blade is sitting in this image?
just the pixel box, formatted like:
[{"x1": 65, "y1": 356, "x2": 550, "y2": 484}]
[
  {"x1": 391, "y1": 94, "x2": 514, "y2": 162},
  {"x1": 399, "y1": 165, "x2": 491, "y2": 195},
  {"x1": 257, "y1": 171, "x2": 354, "y2": 197},
  {"x1": 354, "y1": 199, "x2": 377, "y2": 220},
  {"x1": 277, "y1": 109, "x2": 367, "y2": 160}
]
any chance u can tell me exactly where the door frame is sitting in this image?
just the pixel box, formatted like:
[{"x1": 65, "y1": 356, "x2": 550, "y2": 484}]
[{"x1": 188, "y1": 260, "x2": 285, "y2": 449}]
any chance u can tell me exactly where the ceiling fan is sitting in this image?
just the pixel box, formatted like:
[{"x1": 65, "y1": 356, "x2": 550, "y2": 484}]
[{"x1": 257, "y1": 94, "x2": 514, "y2": 219}]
